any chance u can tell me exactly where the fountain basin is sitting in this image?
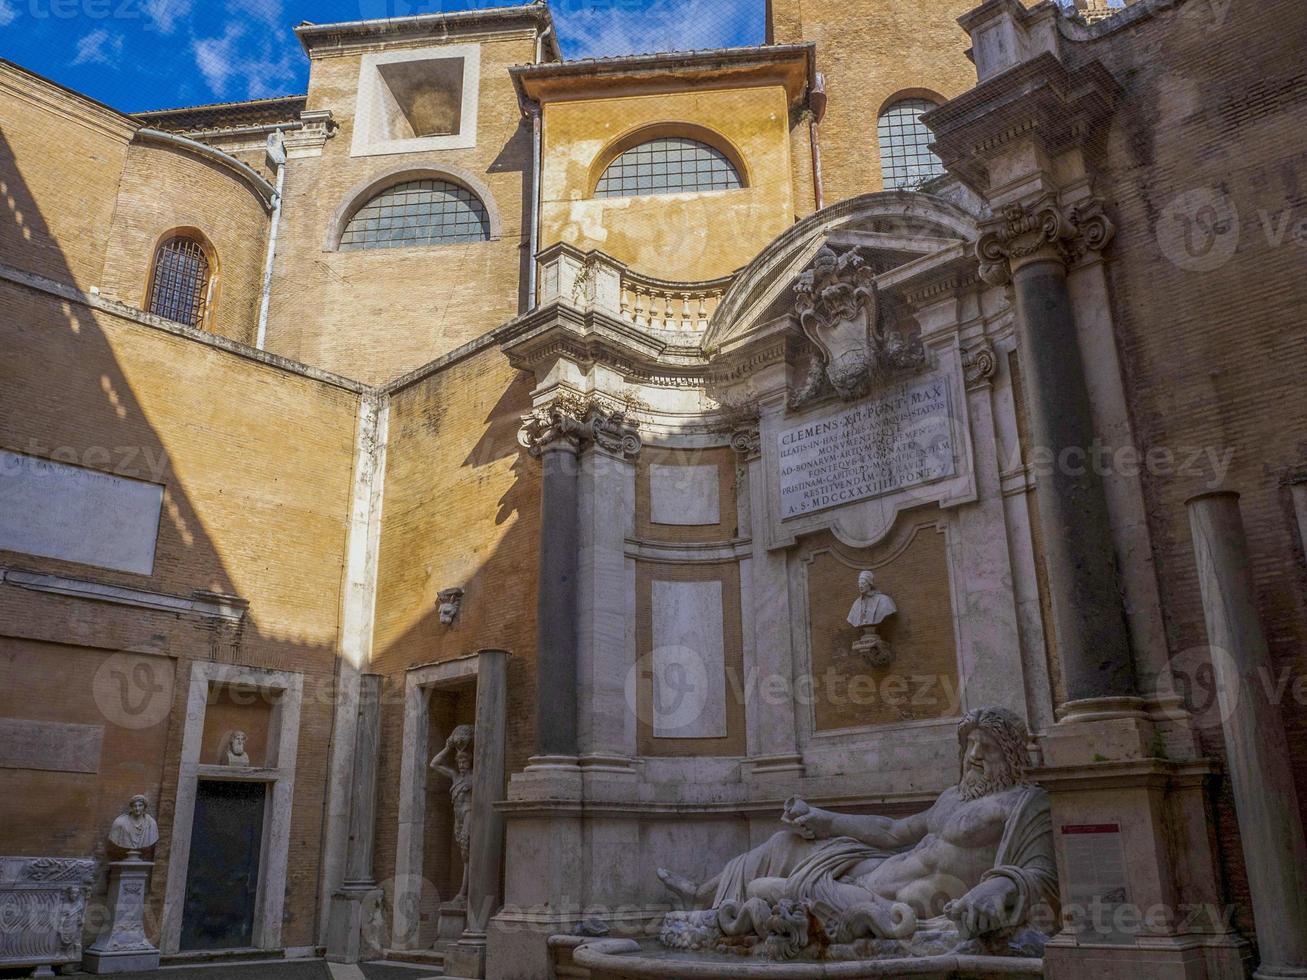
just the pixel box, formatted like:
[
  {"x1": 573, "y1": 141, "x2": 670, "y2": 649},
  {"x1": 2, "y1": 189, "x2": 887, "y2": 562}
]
[{"x1": 552, "y1": 937, "x2": 1044, "y2": 979}]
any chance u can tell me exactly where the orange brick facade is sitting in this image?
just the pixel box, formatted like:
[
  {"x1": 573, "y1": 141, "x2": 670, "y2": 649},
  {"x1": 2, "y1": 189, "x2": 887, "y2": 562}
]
[{"x1": 2, "y1": 0, "x2": 1304, "y2": 974}]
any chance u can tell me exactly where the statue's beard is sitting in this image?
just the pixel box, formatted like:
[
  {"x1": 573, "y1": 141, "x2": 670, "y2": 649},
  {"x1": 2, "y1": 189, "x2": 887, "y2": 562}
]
[{"x1": 958, "y1": 764, "x2": 1018, "y2": 801}]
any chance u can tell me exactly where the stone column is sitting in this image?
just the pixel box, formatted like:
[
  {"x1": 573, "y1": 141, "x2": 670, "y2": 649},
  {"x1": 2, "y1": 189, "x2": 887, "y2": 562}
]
[
  {"x1": 977, "y1": 198, "x2": 1135, "y2": 703},
  {"x1": 326, "y1": 673, "x2": 383, "y2": 963},
  {"x1": 535, "y1": 435, "x2": 581, "y2": 762},
  {"x1": 518, "y1": 400, "x2": 641, "y2": 765},
  {"x1": 1187, "y1": 492, "x2": 1307, "y2": 979},
  {"x1": 445, "y1": 649, "x2": 509, "y2": 980}
]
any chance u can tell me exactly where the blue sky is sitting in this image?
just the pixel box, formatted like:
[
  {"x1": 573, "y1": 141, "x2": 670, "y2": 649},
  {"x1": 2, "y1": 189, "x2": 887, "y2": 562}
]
[{"x1": 0, "y1": 0, "x2": 763, "y2": 113}]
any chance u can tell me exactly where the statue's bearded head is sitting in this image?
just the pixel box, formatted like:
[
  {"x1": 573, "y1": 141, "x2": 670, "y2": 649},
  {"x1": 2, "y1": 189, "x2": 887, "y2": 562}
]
[
  {"x1": 956, "y1": 707, "x2": 1030, "y2": 801},
  {"x1": 230, "y1": 731, "x2": 246, "y2": 754}
]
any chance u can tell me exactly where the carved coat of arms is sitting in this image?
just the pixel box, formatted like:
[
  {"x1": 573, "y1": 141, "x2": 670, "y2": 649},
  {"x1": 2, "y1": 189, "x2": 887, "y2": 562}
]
[{"x1": 791, "y1": 245, "x2": 925, "y2": 406}]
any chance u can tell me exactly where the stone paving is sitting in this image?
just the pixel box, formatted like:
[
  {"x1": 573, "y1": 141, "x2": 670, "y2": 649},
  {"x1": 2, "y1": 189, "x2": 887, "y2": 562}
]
[{"x1": 46, "y1": 960, "x2": 441, "y2": 980}]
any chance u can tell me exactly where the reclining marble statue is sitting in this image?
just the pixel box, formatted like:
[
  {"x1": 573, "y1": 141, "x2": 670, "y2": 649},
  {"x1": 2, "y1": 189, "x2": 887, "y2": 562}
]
[{"x1": 657, "y1": 707, "x2": 1058, "y2": 960}]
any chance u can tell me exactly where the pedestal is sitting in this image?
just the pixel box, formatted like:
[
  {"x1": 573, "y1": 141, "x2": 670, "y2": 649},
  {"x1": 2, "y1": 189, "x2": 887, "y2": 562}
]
[
  {"x1": 438, "y1": 901, "x2": 468, "y2": 942},
  {"x1": 325, "y1": 884, "x2": 383, "y2": 964},
  {"x1": 83, "y1": 858, "x2": 161, "y2": 974}
]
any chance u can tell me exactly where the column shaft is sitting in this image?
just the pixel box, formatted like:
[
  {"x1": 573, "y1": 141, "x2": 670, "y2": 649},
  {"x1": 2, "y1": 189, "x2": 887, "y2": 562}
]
[
  {"x1": 1011, "y1": 257, "x2": 1134, "y2": 700},
  {"x1": 343, "y1": 673, "x2": 381, "y2": 885},
  {"x1": 465, "y1": 649, "x2": 509, "y2": 937},
  {"x1": 536, "y1": 442, "x2": 580, "y2": 758},
  {"x1": 1188, "y1": 492, "x2": 1307, "y2": 978}
]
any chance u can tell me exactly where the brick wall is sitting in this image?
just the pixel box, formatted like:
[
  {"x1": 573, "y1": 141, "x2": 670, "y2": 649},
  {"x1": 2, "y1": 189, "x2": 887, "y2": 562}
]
[
  {"x1": 0, "y1": 272, "x2": 362, "y2": 946},
  {"x1": 369, "y1": 343, "x2": 541, "y2": 901},
  {"x1": 99, "y1": 142, "x2": 270, "y2": 346},
  {"x1": 1067, "y1": 0, "x2": 1307, "y2": 935},
  {"x1": 768, "y1": 0, "x2": 978, "y2": 205},
  {"x1": 261, "y1": 33, "x2": 537, "y2": 384}
]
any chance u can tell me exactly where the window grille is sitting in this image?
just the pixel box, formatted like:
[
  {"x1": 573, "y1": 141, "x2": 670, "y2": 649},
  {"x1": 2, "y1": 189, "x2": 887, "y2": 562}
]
[
  {"x1": 339, "y1": 179, "x2": 490, "y2": 250},
  {"x1": 594, "y1": 137, "x2": 743, "y2": 199},
  {"x1": 877, "y1": 99, "x2": 945, "y2": 190},
  {"x1": 147, "y1": 236, "x2": 211, "y2": 327}
]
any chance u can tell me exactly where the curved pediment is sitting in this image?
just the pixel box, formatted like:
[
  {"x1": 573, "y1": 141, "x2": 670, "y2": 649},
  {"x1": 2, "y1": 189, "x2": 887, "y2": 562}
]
[{"x1": 704, "y1": 191, "x2": 981, "y2": 356}]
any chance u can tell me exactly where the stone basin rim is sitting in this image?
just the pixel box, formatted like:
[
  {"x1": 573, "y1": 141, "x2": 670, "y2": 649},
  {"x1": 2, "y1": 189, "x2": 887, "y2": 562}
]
[{"x1": 570, "y1": 939, "x2": 1045, "y2": 978}]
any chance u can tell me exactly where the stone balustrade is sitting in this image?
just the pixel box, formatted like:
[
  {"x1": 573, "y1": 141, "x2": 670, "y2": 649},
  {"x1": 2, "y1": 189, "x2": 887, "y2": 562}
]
[{"x1": 536, "y1": 242, "x2": 733, "y2": 335}]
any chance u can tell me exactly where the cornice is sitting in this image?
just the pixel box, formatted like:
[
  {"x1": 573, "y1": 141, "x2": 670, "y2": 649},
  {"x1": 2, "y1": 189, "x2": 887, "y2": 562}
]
[{"x1": 923, "y1": 53, "x2": 1122, "y2": 194}]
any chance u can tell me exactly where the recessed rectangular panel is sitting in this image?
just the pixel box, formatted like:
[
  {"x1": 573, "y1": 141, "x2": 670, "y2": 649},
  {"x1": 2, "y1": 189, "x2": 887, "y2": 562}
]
[
  {"x1": 0, "y1": 450, "x2": 163, "y2": 575},
  {"x1": 649, "y1": 463, "x2": 720, "y2": 526},
  {"x1": 651, "y1": 579, "x2": 726, "y2": 738},
  {"x1": 0, "y1": 718, "x2": 103, "y2": 773}
]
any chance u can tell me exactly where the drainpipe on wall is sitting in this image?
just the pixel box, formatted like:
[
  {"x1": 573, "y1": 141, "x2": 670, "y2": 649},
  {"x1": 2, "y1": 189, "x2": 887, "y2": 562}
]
[
  {"x1": 809, "y1": 72, "x2": 827, "y2": 212},
  {"x1": 256, "y1": 130, "x2": 286, "y2": 351},
  {"x1": 527, "y1": 101, "x2": 542, "y2": 311}
]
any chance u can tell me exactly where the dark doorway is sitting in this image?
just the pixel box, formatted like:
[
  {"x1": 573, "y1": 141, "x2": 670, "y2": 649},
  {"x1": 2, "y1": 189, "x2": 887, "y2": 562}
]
[{"x1": 180, "y1": 779, "x2": 266, "y2": 950}]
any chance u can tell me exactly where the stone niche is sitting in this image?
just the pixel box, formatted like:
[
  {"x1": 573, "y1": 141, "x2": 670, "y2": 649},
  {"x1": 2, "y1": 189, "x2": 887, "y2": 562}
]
[
  {"x1": 422, "y1": 685, "x2": 477, "y2": 946},
  {"x1": 199, "y1": 682, "x2": 274, "y2": 767},
  {"x1": 799, "y1": 517, "x2": 960, "y2": 733}
]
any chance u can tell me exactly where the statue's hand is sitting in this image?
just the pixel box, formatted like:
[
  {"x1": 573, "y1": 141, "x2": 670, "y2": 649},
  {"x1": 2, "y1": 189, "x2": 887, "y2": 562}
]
[
  {"x1": 781, "y1": 797, "x2": 832, "y2": 840},
  {"x1": 945, "y1": 876, "x2": 1017, "y2": 939}
]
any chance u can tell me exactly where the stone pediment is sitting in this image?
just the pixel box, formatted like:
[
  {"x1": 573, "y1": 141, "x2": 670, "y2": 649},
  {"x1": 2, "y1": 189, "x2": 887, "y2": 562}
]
[{"x1": 704, "y1": 191, "x2": 980, "y2": 360}]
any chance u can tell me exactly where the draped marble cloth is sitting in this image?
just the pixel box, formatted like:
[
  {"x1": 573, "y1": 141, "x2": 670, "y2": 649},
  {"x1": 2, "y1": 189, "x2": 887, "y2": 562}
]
[{"x1": 711, "y1": 786, "x2": 1059, "y2": 928}]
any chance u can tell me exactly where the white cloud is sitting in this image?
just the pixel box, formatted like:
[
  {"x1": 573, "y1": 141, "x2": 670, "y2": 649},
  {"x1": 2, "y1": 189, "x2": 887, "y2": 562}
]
[
  {"x1": 141, "y1": 0, "x2": 194, "y2": 34},
  {"x1": 192, "y1": 21, "x2": 296, "y2": 99},
  {"x1": 226, "y1": 0, "x2": 283, "y2": 29},
  {"x1": 72, "y1": 28, "x2": 126, "y2": 66},
  {"x1": 554, "y1": 0, "x2": 761, "y2": 61},
  {"x1": 0, "y1": 0, "x2": 18, "y2": 28}
]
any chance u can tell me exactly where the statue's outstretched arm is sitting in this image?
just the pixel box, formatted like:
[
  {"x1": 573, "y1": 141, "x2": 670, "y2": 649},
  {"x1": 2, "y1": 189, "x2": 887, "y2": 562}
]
[{"x1": 825, "y1": 806, "x2": 930, "y2": 849}]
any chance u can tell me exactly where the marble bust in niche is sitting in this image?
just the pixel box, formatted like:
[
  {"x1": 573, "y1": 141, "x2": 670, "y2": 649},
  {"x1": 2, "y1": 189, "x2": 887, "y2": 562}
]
[
  {"x1": 847, "y1": 570, "x2": 897, "y2": 666},
  {"x1": 223, "y1": 729, "x2": 252, "y2": 767}
]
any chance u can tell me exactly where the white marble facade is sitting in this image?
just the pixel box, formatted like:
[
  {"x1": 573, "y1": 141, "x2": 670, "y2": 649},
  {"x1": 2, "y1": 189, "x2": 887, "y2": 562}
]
[{"x1": 492, "y1": 192, "x2": 1063, "y2": 978}]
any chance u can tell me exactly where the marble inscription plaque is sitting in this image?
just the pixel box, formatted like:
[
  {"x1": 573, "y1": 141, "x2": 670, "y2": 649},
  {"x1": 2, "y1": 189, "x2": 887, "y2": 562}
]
[
  {"x1": 0, "y1": 450, "x2": 163, "y2": 574},
  {"x1": 0, "y1": 718, "x2": 103, "y2": 773},
  {"x1": 1061, "y1": 823, "x2": 1133, "y2": 945},
  {"x1": 777, "y1": 374, "x2": 954, "y2": 520}
]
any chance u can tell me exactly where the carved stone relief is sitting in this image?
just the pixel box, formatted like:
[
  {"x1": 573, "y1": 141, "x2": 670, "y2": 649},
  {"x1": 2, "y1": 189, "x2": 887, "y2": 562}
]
[{"x1": 790, "y1": 244, "x2": 927, "y2": 407}]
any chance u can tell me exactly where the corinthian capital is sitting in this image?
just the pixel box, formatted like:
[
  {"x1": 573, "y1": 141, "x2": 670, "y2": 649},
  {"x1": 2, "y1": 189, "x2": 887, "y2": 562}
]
[
  {"x1": 518, "y1": 393, "x2": 642, "y2": 459},
  {"x1": 976, "y1": 195, "x2": 1116, "y2": 286}
]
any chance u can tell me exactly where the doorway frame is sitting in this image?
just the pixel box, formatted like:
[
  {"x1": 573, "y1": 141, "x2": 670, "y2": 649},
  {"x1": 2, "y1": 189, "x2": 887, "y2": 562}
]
[{"x1": 161, "y1": 662, "x2": 304, "y2": 955}]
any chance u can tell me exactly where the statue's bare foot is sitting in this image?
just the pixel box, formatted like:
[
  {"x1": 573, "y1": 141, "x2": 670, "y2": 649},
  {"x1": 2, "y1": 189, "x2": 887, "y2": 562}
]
[{"x1": 657, "y1": 868, "x2": 700, "y2": 909}]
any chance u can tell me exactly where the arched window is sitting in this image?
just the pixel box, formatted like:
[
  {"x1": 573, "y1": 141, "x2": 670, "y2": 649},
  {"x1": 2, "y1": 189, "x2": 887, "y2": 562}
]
[
  {"x1": 594, "y1": 137, "x2": 743, "y2": 199},
  {"x1": 339, "y1": 178, "x2": 490, "y2": 250},
  {"x1": 877, "y1": 99, "x2": 945, "y2": 191},
  {"x1": 147, "y1": 235, "x2": 212, "y2": 327}
]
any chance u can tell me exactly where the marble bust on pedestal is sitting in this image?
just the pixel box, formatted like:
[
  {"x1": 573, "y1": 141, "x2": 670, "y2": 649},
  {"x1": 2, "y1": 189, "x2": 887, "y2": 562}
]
[
  {"x1": 847, "y1": 570, "x2": 897, "y2": 667},
  {"x1": 86, "y1": 795, "x2": 162, "y2": 973},
  {"x1": 107, "y1": 795, "x2": 159, "y2": 857}
]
